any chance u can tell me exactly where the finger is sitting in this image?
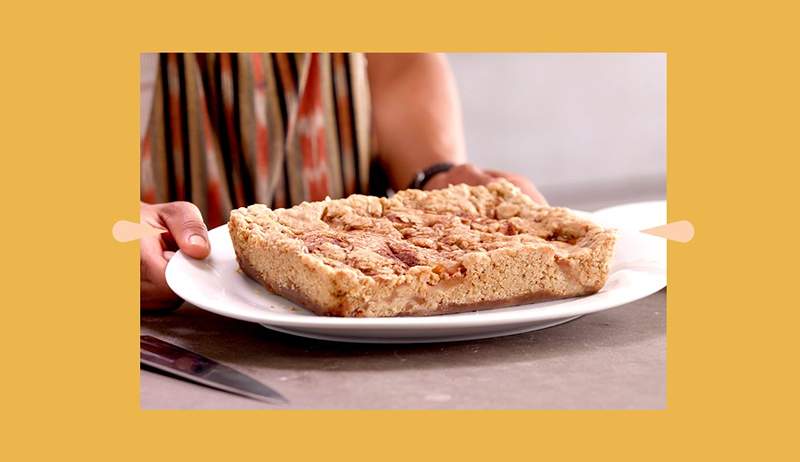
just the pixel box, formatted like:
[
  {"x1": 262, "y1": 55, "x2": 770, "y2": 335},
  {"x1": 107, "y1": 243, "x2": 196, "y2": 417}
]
[
  {"x1": 523, "y1": 186, "x2": 549, "y2": 205},
  {"x1": 485, "y1": 170, "x2": 549, "y2": 205},
  {"x1": 140, "y1": 236, "x2": 181, "y2": 311},
  {"x1": 512, "y1": 181, "x2": 548, "y2": 205},
  {"x1": 158, "y1": 202, "x2": 210, "y2": 259},
  {"x1": 140, "y1": 203, "x2": 177, "y2": 250},
  {"x1": 426, "y1": 164, "x2": 491, "y2": 190},
  {"x1": 454, "y1": 164, "x2": 493, "y2": 186}
]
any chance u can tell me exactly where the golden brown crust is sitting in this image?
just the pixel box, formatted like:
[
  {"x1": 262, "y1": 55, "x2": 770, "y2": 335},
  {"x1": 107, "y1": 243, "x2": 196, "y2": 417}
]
[{"x1": 229, "y1": 179, "x2": 616, "y2": 317}]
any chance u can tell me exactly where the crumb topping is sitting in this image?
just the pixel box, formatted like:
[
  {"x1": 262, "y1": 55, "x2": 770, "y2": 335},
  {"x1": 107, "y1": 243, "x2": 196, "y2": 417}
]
[{"x1": 239, "y1": 180, "x2": 598, "y2": 279}]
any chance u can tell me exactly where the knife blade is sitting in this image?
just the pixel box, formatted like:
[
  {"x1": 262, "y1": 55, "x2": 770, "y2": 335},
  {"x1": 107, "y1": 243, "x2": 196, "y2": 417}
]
[{"x1": 140, "y1": 335, "x2": 287, "y2": 404}]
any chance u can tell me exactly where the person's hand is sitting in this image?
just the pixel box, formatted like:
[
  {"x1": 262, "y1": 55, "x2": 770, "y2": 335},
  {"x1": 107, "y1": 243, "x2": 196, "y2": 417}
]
[
  {"x1": 140, "y1": 201, "x2": 210, "y2": 311},
  {"x1": 423, "y1": 163, "x2": 548, "y2": 205}
]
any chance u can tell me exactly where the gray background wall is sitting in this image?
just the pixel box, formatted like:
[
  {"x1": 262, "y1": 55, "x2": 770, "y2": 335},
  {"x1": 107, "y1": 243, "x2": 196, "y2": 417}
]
[{"x1": 447, "y1": 53, "x2": 666, "y2": 210}]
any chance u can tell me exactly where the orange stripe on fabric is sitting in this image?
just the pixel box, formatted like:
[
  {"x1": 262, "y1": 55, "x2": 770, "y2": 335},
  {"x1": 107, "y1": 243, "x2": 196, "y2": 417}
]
[
  {"x1": 249, "y1": 53, "x2": 270, "y2": 193},
  {"x1": 332, "y1": 53, "x2": 356, "y2": 195},
  {"x1": 295, "y1": 54, "x2": 329, "y2": 201}
]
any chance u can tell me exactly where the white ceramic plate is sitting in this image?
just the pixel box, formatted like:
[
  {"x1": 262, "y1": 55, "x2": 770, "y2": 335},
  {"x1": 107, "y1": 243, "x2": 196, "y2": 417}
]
[{"x1": 166, "y1": 201, "x2": 666, "y2": 343}]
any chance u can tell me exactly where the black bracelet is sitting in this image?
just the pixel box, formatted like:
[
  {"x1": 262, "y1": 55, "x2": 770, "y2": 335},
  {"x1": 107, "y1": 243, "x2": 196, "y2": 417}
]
[{"x1": 407, "y1": 162, "x2": 456, "y2": 190}]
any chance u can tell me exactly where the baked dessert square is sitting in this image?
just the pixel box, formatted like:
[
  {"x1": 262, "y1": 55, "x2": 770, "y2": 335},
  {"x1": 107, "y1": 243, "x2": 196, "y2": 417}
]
[{"x1": 229, "y1": 179, "x2": 615, "y2": 317}]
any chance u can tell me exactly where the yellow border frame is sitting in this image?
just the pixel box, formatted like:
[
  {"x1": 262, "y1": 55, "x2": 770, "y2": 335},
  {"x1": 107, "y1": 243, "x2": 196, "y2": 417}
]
[{"x1": 3, "y1": 1, "x2": 797, "y2": 459}]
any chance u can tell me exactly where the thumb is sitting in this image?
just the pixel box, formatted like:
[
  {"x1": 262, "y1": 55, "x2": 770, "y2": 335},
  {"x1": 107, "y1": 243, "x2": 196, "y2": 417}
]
[{"x1": 159, "y1": 201, "x2": 211, "y2": 259}]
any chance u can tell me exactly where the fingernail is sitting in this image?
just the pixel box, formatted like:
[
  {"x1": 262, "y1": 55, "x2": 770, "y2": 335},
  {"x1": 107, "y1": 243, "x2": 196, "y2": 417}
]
[
  {"x1": 188, "y1": 234, "x2": 206, "y2": 246},
  {"x1": 163, "y1": 251, "x2": 176, "y2": 261}
]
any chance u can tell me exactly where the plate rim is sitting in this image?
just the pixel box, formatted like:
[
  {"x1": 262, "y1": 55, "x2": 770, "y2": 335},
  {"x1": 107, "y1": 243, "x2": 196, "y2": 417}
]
[
  {"x1": 165, "y1": 201, "x2": 666, "y2": 331},
  {"x1": 259, "y1": 315, "x2": 585, "y2": 344}
]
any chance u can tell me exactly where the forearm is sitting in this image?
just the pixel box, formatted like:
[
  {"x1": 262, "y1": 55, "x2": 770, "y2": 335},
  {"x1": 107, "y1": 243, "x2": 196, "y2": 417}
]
[{"x1": 366, "y1": 53, "x2": 467, "y2": 190}]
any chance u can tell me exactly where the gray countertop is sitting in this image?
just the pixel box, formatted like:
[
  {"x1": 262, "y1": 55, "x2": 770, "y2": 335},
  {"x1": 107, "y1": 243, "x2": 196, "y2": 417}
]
[{"x1": 140, "y1": 289, "x2": 665, "y2": 409}]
